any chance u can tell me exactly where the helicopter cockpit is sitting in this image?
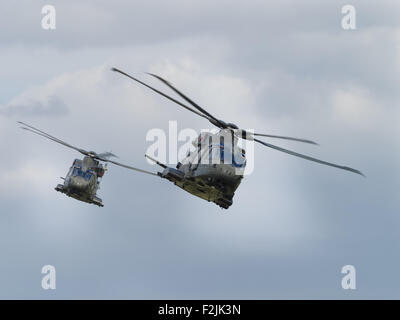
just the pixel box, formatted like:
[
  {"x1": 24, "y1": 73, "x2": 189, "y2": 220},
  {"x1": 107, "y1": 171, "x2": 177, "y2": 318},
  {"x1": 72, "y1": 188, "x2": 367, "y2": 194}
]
[
  {"x1": 181, "y1": 132, "x2": 246, "y2": 168},
  {"x1": 71, "y1": 167, "x2": 94, "y2": 181}
]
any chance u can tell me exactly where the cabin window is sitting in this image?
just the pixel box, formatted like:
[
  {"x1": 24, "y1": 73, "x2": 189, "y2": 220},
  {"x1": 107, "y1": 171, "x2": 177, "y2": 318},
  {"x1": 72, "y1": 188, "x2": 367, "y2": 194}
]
[
  {"x1": 201, "y1": 144, "x2": 223, "y2": 165},
  {"x1": 219, "y1": 145, "x2": 246, "y2": 168},
  {"x1": 83, "y1": 172, "x2": 93, "y2": 181},
  {"x1": 72, "y1": 168, "x2": 93, "y2": 181}
]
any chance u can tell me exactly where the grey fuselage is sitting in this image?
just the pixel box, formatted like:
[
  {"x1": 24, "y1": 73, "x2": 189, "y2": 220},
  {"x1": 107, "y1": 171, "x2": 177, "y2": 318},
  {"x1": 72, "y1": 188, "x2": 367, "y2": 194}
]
[
  {"x1": 157, "y1": 130, "x2": 246, "y2": 209},
  {"x1": 55, "y1": 156, "x2": 105, "y2": 206}
]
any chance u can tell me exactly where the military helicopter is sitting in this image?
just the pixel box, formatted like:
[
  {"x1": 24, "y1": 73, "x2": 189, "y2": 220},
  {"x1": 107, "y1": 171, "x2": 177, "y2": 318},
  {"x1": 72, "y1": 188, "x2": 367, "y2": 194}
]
[
  {"x1": 111, "y1": 68, "x2": 364, "y2": 209},
  {"x1": 18, "y1": 121, "x2": 156, "y2": 207}
]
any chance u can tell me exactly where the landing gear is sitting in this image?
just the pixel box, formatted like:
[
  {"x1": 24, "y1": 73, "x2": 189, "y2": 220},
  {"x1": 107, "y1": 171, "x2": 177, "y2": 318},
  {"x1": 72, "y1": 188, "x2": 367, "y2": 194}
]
[
  {"x1": 216, "y1": 196, "x2": 233, "y2": 209},
  {"x1": 92, "y1": 196, "x2": 104, "y2": 207},
  {"x1": 55, "y1": 184, "x2": 65, "y2": 193}
]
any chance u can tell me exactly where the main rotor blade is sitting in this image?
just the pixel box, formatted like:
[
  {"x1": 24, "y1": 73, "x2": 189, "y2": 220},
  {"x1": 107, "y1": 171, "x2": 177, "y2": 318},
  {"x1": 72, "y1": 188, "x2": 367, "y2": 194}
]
[
  {"x1": 19, "y1": 122, "x2": 158, "y2": 177},
  {"x1": 253, "y1": 133, "x2": 318, "y2": 145},
  {"x1": 145, "y1": 154, "x2": 167, "y2": 168},
  {"x1": 147, "y1": 73, "x2": 226, "y2": 129},
  {"x1": 19, "y1": 122, "x2": 89, "y2": 156},
  {"x1": 104, "y1": 158, "x2": 158, "y2": 176},
  {"x1": 20, "y1": 127, "x2": 77, "y2": 151},
  {"x1": 19, "y1": 121, "x2": 85, "y2": 151},
  {"x1": 254, "y1": 138, "x2": 364, "y2": 176},
  {"x1": 111, "y1": 68, "x2": 209, "y2": 120},
  {"x1": 96, "y1": 152, "x2": 118, "y2": 159}
]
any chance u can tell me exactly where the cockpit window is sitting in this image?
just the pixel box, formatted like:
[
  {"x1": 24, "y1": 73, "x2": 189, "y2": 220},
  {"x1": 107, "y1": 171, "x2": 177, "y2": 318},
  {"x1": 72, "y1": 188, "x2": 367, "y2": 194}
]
[
  {"x1": 72, "y1": 168, "x2": 93, "y2": 181},
  {"x1": 218, "y1": 145, "x2": 246, "y2": 167}
]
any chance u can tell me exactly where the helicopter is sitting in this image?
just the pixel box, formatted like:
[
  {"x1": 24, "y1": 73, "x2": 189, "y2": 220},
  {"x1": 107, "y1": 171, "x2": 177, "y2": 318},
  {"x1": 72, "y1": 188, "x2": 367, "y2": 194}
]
[
  {"x1": 111, "y1": 67, "x2": 364, "y2": 209},
  {"x1": 18, "y1": 121, "x2": 157, "y2": 207}
]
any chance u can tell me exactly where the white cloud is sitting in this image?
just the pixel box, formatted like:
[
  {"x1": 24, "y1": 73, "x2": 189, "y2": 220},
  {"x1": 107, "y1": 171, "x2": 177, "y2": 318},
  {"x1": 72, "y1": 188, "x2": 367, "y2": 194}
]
[
  {"x1": 0, "y1": 0, "x2": 398, "y2": 299},
  {"x1": 0, "y1": 160, "x2": 60, "y2": 195},
  {"x1": 331, "y1": 87, "x2": 384, "y2": 130}
]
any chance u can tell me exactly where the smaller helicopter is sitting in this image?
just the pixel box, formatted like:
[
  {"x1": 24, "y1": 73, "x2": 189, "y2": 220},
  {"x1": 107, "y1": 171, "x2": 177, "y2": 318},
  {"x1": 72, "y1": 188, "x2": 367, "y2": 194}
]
[{"x1": 18, "y1": 121, "x2": 156, "y2": 207}]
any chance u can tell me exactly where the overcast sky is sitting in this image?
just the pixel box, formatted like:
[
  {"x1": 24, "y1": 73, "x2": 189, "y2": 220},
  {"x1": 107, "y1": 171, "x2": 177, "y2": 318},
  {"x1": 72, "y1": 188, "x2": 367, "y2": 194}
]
[{"x1": 0, "y1": 0, "x2": 399, "y2": 299}]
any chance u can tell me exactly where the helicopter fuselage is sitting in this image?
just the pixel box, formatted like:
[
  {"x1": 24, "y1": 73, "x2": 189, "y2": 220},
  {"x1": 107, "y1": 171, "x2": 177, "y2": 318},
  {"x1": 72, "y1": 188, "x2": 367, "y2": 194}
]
[
  {"x1": 160, "y1": 163, "x2": 243, "y2": 209},
  {"x1": 154, "y1": 130, "x2": 246, "y2": 209},
  {"x1": 55, "y1": 156, "x2": 105, "y2": 207}
]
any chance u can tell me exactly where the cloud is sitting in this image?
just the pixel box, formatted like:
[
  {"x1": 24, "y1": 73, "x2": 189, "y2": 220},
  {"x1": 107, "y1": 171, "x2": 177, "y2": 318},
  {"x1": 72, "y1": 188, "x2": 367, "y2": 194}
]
[
  {"x1": 0, "y1": 95, "x2": 68, "y2": 117},
  {"x1": 330, "y1": 87, "x2": 384, "y2": 130},
  {"x1": 0, "y1": 0, "x2": 399, "y2": 299}
]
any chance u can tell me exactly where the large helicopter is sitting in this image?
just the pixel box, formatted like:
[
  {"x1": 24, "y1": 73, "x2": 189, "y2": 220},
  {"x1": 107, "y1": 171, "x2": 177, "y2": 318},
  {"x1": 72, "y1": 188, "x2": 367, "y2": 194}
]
[
  {"x1": 18, "y1": 121, "x2": 156, "y2": 207},
  {"x1": 111, "y1": 68, "x2": 364, "y2": 209}
]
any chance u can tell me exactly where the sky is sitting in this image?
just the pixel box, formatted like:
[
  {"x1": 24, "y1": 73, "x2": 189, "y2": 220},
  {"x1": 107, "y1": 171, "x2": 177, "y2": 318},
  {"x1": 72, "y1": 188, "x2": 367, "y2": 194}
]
[{"x1": 0, "y1": 0, "x2": 399, "y2": 299}]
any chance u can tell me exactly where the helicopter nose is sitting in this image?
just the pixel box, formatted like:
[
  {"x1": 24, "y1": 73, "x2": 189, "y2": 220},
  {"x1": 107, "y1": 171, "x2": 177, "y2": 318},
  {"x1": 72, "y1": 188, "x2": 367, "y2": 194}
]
[{"x1": 69, "y1": 176, "x2": 89, "y2": 192}]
